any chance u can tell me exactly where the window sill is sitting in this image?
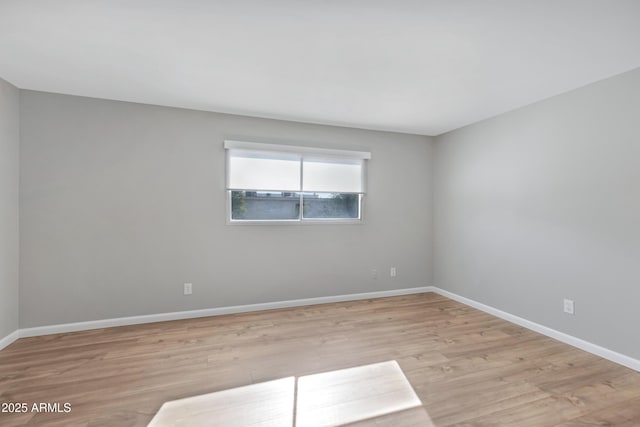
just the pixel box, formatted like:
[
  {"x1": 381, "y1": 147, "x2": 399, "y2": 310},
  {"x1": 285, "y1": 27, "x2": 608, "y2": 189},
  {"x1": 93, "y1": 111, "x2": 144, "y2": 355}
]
[{"x1": 226, "y1": 218, "x2": 364, "y2": 226}]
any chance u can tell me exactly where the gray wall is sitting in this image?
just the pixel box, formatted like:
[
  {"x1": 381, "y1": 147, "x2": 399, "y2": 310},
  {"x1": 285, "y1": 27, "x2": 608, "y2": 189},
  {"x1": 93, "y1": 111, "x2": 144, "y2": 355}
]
[
  {"x1": 19, "y1": 91, "x2": 433, "y2": 327},
  {"x1": 0, "y1": 77, "x2": 20, "y2": 339},
  {"x1": 434, "y1": 68, "x2": 640, "y2": 359}
]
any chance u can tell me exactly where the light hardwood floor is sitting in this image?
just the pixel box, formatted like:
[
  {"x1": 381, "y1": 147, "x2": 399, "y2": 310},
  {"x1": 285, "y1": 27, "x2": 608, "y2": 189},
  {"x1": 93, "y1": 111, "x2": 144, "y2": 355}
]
[{"x1": 1, "y1": 292, "x2": 640, "y2": 426}]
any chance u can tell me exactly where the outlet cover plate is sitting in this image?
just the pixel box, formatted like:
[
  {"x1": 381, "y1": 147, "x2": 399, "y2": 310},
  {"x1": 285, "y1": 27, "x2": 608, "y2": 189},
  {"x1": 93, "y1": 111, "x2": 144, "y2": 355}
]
[
  {"x1": 563, "y1": 298, "x2": 574, "y2": 315},
  {"x1": 184, "y1": 283, "x2": 193, "y2": 295}
]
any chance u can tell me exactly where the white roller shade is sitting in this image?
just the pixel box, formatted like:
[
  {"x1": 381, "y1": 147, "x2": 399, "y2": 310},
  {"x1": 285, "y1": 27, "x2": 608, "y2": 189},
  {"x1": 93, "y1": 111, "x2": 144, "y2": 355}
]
[
  {"x1": 227, "y1": 150, "x2": 301, "y2": 191},
  {"x1": 225, "y1": 140, "x2": 370, "y2": 194},
  {"x1": 303, "y1": 158, "x2": 364, "y2": 193}
]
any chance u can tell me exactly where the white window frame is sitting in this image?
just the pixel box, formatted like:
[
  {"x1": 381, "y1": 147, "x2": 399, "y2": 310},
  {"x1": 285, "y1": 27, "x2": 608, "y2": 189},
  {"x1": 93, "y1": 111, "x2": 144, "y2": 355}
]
[{"x1": 224, "y1": 140, "x2": 371, "y2": 225}]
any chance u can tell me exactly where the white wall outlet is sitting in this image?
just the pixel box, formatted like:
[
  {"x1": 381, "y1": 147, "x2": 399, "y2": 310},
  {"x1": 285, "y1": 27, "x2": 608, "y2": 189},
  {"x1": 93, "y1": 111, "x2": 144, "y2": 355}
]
[
  {"x1": 184, "y1": 283, "x2": 193, "y2": 295},
  {"x1": 390, "y1": 267, "x2": 397, "y2": 277},
  {"x1": 563, "y1": 298, "x2": 574, "y2": 315},
  {"x1": 371, "y1": 269, "x2": 378, "y2": 279}
]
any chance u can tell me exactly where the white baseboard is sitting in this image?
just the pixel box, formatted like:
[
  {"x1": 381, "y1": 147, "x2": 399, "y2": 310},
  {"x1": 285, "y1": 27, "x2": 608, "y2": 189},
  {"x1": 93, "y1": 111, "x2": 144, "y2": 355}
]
[
  {"x1": 0, "y1": 329, "x2": 20, "y2": 351},
  {"x1": 431, "y1": 287, "x2": 640, "y2": 373},
  {"x1": 8, "y1": 285, "x2": 640, "y2": 373},
  {"x1": 18, "y1": 286, "x2": 435, "y2": 338}
]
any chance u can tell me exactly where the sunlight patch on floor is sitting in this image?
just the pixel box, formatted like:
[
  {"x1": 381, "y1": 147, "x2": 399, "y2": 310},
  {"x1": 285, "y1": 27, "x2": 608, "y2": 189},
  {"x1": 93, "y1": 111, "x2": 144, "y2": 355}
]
[
  {"x1": 296, "y1": 360, "x2": 422, "y2": 427},
  {"x1": 148, "y1": 360, "x2": 433, "y2": 426},
  {"x1": 148, "y1": 377, "x2": 295, "y2": 426}
]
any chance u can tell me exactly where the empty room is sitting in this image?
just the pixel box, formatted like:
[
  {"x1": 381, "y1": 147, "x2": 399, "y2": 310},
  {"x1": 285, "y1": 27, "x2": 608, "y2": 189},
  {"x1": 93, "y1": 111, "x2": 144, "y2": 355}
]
[{"x1": 1, "y1": 1, "x2": 640, "y2": 426}]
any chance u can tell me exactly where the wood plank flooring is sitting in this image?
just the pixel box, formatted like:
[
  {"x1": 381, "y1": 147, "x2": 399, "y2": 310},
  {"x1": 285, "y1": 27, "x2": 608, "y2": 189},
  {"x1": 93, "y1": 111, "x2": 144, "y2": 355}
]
[{"x1": 1, "y1": 292, "x2": 639, "y2": 426}]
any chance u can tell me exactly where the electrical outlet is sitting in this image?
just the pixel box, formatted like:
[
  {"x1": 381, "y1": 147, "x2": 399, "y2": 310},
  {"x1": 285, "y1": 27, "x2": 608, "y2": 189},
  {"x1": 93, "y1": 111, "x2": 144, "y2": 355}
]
[
  {"x1": 390, "y1": 267, "x2": 397, "y2": 277},
  {"x1": 371, "y1": 269, "x2": 378, "y2": 279},
  {"x1": 184, "y1": 283, "x2": 193, "y2": 295},
  {"x1": 563, "y1": 298, "x2": 574, "y2": 315}
]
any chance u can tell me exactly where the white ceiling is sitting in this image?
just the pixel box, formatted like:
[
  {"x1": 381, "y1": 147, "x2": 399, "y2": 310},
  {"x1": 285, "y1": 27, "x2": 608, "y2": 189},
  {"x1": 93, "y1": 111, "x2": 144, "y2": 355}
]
[{"x1": 1, "y1": 1, "x2": 639, "y2": 136}]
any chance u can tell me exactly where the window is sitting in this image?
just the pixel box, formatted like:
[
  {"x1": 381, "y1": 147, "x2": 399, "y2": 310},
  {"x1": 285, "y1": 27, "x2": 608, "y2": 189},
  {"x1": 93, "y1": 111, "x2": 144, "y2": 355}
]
[{"x1": 225, "y1": 141, "x2": 371, "y2": 223}]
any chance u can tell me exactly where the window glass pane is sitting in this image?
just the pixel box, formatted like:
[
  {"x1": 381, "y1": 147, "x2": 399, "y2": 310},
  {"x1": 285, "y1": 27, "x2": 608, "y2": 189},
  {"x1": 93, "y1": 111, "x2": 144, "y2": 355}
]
[
  {"x1": 302, "y1": 193, "x2": 361, "y2": 219},
  {"x1": 231, "y1": 191, "x2": 301, "y2": 220},
  {"x1": 302, "y1": 159, "x2": 363, "y2": 193},
  {"x1": 228, "y1": 152, "x2": 300, "y2": 192}
]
